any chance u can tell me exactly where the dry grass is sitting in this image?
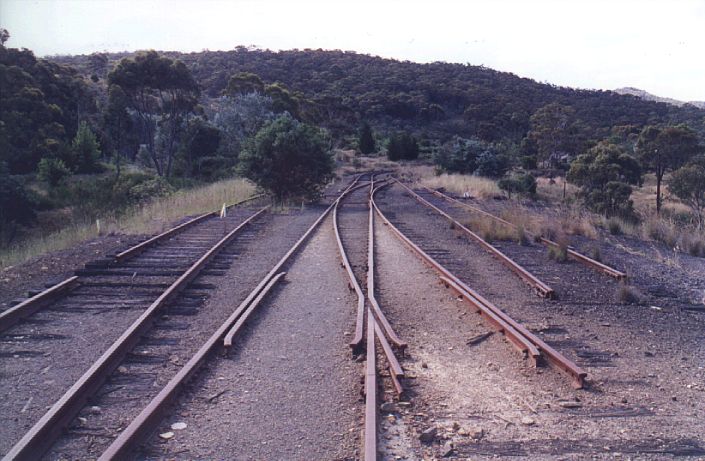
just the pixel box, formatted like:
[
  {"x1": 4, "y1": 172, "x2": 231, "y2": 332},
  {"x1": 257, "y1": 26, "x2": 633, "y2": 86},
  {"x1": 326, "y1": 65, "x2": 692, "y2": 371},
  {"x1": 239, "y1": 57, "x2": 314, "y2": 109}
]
[
  {"x1": 0, "y1": 178, "x2": 255, "y2": 269},
  {"x1": 616, "y1": 284, "x2": 644, "y2": 305},
  {"x1": 536, "y1": 176, "x2": 579, "y2": 202},
  {"x1": 419, "y1": 174, "x2": 501, "y2": 199}
]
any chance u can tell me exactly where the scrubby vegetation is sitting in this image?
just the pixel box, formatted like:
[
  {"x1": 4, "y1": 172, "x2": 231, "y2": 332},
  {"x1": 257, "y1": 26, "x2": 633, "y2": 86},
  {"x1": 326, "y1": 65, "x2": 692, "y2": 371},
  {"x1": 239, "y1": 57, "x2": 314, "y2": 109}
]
[{"x1": 2, "y1": 30, "x2": 705, "y2": 264}]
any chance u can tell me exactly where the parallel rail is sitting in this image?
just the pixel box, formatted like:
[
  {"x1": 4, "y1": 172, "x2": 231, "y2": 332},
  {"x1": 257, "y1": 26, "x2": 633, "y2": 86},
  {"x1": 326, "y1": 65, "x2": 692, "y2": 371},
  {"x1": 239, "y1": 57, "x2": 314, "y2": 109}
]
[
  {"x1": 0, "y1": 194, "x2": 264, "y2": 334},
  {"x1": 334, "y1": 175, "x2": 405, "y2": 460},
  {"x1": 3, "y1": 206, "x2": 268, "y2": 461},
  {"x1": 422, "y1": 186, "x2": 627, "y2": 280},
  {"x1": 373, "y1": 182, "x2": 586, "y2": 389},
  {"x1": 396, "y1": 180, "x2": 555, "y2": 298},
  {"x1": 96, "y1": 177, "x2": 362, "y2": 460}
]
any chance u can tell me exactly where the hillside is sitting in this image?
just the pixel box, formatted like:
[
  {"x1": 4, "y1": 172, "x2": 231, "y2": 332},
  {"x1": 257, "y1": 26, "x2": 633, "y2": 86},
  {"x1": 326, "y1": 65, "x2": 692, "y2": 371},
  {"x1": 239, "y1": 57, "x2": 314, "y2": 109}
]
[
  {"x1": 615, "y1": 86, "x2": 705, "y2": 109},
  {"x1": 52, "y1": 48, "x2": 705, "y2": 144}
]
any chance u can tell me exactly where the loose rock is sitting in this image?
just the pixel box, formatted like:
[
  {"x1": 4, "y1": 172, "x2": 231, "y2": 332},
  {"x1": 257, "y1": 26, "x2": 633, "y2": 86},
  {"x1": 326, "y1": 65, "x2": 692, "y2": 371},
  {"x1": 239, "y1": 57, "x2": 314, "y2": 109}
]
[{"x1": 419, "y1": 426, "x2": 437, "y2": 443}]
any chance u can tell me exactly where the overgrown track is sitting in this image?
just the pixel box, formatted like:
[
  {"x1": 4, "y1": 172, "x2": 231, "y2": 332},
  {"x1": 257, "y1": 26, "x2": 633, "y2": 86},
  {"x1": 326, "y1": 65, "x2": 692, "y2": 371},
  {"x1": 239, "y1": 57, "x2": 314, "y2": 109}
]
[
  {"x1": 395, "y1": 180, "x2": 555, "y2": 299},
  {"x1": 421, "y1": 186, "x2": 627, "y2": 280},
  {"x1": 373, "y1": 182, "x2": 586, "y2": 389}
]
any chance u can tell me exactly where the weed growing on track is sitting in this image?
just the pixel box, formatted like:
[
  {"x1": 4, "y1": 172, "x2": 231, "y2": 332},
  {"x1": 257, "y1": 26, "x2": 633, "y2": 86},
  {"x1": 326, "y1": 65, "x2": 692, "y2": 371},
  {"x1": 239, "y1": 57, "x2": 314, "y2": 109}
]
[
  {"x1": 0, "y1": 178, "x2": 255, "y2": 269},
  {"x1": 590, "y1": 245, "x2": 603, "y2": 262},
  {"x1": 616, "y1": 283, "x2": 644, "y2": 305},
  {"x1": 548, "y1": 236, "x2": 569, "y2": 262}
]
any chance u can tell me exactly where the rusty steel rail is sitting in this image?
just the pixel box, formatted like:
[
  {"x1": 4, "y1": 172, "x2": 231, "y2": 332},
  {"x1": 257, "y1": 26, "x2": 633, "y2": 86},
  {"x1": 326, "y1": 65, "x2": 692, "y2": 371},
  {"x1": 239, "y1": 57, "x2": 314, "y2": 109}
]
[
  {"x1": 364, "y1": 307, "x2": 378, "y2": 461},
  {"x1": 0, "y1": 276, "x2": 79, "y2": 333},
  {"x1": 368, "y1": 181, "x2": 407, "y2": 351},
  {"x1": 423, "y1": 186, "x2": 627, "y2": 281},
  {"x1": 94, "y1": 177, "x2": 362, "y2": 460},
  {"x1": 372, "y1": 183, "x2": 586, "y2": 389},
  {"x1": 2, "y1": 206, "x2": 268, "y2": 461},
  {"x1": 114, "y1": 193, "x2": 264, "y2": 263},
  {"x1": 396, "y1": 180, "x2": 554, "y2": 299},
  {"x1": 333, "y1": 181, "x2": 370, "y2": 353},
  {"x1": 0, "y1": 194, "x2": 265, "y2": 336}
]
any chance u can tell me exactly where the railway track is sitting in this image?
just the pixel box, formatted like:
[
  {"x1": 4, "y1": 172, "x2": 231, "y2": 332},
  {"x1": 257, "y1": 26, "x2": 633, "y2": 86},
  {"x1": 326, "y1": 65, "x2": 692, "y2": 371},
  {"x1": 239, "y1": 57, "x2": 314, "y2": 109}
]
[
  {"x1": 373, "y1": 181, "x2": 586, "y2": 389},
  {"x1": 395, "y1": 180, "x2": 555, "y2": 299},
  {"x1": 333, "y1": 174, "x2": 405, "y2": 460},
  {"x1": 420, "y1": 186, "x2": 627, "y2": 280},
  {"x1": 1, "y1": 176, "x2": 361, "y2": 460},
  {"x1": 0, "y1": 194, "x2": 264, "y2": 333}
]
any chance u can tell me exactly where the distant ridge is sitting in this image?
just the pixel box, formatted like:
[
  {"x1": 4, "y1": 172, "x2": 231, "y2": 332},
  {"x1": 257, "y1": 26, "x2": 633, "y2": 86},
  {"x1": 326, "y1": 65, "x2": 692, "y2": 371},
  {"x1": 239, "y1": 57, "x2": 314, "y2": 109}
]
[{"x1": 614, "y1": 87, "x2": 705, "y2": 109}]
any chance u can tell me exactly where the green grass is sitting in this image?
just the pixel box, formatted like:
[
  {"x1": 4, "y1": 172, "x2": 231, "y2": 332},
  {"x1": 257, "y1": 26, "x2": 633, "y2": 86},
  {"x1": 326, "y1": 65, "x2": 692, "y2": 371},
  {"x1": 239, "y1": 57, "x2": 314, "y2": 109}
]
[{"x1": 1, "y1": 178, "x2": 256, "y2": 269}]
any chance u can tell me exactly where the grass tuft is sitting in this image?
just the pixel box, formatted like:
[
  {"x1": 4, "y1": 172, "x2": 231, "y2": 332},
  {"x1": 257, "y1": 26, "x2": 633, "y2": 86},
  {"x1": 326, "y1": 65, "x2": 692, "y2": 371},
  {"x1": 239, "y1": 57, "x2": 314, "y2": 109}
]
[
  {"x1": 548, "y1": 236, "x2": 569, "y2": 262},
  {"x1": 616, "y1": 284, "x2": 644, "y2": 305}
]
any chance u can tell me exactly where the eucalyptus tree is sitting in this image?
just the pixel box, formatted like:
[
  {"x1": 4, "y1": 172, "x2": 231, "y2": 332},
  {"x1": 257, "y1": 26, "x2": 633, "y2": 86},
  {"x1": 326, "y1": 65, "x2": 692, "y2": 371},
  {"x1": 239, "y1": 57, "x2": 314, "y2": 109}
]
[
  {"x1": 107, "y1": 51, "x2": 199, "y2": 176},
  {"x1": 636, "y1": 125, "x2": 700, "y2": 214}
]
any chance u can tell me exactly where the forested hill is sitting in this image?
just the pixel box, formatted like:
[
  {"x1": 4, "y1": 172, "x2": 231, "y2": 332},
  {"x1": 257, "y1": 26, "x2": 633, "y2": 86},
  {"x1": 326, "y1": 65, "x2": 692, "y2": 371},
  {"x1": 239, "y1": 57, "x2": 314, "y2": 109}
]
[{"x1": 52, "y1": 48, "x2": 705, "y2": 144}]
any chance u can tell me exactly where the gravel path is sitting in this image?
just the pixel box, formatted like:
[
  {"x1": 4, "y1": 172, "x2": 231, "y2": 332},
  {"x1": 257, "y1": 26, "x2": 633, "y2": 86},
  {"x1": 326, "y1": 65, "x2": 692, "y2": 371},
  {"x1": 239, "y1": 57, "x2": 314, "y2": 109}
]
[
  {"x1": 140, "y1": 217, "x2": 361, "y2": 460},
  {"x1": 374, "y1": 184, "x2": 705, "y2": 459}
]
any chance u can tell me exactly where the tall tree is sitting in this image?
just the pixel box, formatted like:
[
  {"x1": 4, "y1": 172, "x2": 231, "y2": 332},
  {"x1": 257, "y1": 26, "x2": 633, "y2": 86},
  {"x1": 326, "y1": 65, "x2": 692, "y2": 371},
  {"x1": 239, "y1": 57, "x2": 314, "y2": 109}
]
[
  {"x1": 670, "y1": 162, "x2": 705, "y2": 229},
  {"x1": 224, "y1": 72, "x2": 265, "y2": 96},
  {"x1": 103, "y1": 84, "x2": 133, "y2": 176},
  {"x1": 527, "y1": 103, "x2": 583, "y2": 168},
  {"x1": 107, "y1": 51, "x2": 199, "y2": 176},
  {"x1": 358, "y1": 122, "x2": 375, "y2": 154},
  {"x1": 636, "y1": 125, "x2": 701, "y2": 214}
]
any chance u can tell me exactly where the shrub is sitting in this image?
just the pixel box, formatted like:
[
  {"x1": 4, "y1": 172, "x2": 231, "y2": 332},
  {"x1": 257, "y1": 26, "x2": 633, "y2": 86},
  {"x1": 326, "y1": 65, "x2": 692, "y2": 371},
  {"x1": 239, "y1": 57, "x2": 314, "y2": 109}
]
[
  {"x1": 358, "y1": 122, "x2": 376, "y2": 155},
  {"x1": 0, "y1": 164, "x2": 37, "y2": 244},
  {"x1": 238, "y1": 114, "x2": 334, "y2": 201},
  {"x1": 37, "y1": 158, "x2": 71, "y2": 187},
  {"x1": 71, "y1": 122, "x2": 102, "y2": 173},
  {"x1": 498, "y1": 173, "x2": 537, "y2": 198},
  {"x1": 387, "y1": 132, "x2": 419, "y2": 161},
  {"x1": 519, "y1": 155, "x2": 537, "y2": 170},
  {"x1": 475, "y1": 149, "x2": 510, "y2": 178},
  {"x1": 433, "y1": 136, "x2": 483, "y2": 174}
]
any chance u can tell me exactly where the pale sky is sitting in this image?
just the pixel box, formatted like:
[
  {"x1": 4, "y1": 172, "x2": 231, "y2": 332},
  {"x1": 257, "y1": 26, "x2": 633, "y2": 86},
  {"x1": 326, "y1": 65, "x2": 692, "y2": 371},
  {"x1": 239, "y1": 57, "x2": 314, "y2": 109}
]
[{"x1": 2, "y1": 0, "x2": 704, "y2": 101}]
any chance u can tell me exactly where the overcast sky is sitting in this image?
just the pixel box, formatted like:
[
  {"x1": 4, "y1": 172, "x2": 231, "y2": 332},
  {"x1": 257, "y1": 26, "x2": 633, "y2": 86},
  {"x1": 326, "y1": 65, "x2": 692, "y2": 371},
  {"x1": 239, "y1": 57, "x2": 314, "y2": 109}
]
[{"x1": 2, "y1": 0, "x2": 704, "y2": 101}]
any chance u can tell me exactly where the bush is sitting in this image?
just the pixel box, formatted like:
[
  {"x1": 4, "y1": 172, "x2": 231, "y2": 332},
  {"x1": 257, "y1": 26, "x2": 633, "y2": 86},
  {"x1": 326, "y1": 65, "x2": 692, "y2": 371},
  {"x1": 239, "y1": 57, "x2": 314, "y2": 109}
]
[
  {"x1": 70, "y1": 122, "x2": 102, "y2": 173},
  {"x1": 238, "y1": 114, "x2": 334, "y2": 201},
  {"x1": 60, "y1": 173, "x2": 174, "y2": 217},
  {"x1": 475, "y1": 149, "x2": 510, "y2": 178},
  {"x1": 519, "y1": 155, "x2": 537, "y2": 170},
  {"x1": 0, "y1": 165, "x2": 37, "y2": 244},
  {"x1": 433, "y1": 136, "x2": 482, "y2": 174},
  {"x1": 387, "y1": 132, "x2": 419, "y2": 161},
  {"x1": 358, "y1": 122, "x2": 376, "y2": 155},
  {"x1": 498, "y1": 173, "x2": 536, "y2": 198},
  {"x1": 37, "y1": 158, "x2": 71, "y2": 187}
]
